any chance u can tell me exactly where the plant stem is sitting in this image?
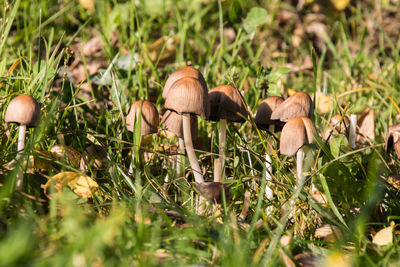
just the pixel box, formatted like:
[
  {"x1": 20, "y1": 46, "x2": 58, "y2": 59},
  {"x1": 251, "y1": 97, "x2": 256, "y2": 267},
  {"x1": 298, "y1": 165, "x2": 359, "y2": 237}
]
[
  {"x1": 219, "y1": 118, "x2": 226, "y2": 180},
  {"x1": 296, "y1": 148, "x2": 305, "y2": 184},
  {"x1": 128, "y1": 136, "x2": 142, "y2": 176},
  {"x1": 183, "y1": 113, "x2": 204, "y2": 183},
  {"x1": 16, "y1": 124, "x2": 26, "y2": 159},
  {"x1": 214, "y1": 158, "x2": 222, "y2": 182}
]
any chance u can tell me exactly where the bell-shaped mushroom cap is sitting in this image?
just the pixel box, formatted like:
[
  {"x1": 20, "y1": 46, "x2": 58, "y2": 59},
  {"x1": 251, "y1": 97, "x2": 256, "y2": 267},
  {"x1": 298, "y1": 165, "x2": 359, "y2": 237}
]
[
  {"x1": 280, "y1": 116, "x2": 316, "y2": 156},
  {"x1": 5, "y1": 94, "x2": 40, "y2": 127},
  {"x1": 194, "y1": 182, "x2": 231, "y2": 204},
  {"x1": 208, "y1": 85, "x2": 248, "y2": 122},
  {"x1": 161, "y1": 109, "x2": 198, "y2": 139},
  {"x1": 385, "y1": 123, "x2": 400, "y2": 153},
  {"x1": 165, "y1": 77, "x2": 210, "y2": 119},
  {"x1": 323, "y1": 114, "x2": 350, "y2": 140},
  {"x1": 270, "y1": 92, "x2": 313, "y2": 122},
  {"x1": 126, "y1": 100, "x2": 160, "y2": 136},
  {"x1": 163, "y1": 66, "x2": 208, "y2": 99},
  {"x1": 254, "y1": 96, "x2": 284, "y2": 128}
]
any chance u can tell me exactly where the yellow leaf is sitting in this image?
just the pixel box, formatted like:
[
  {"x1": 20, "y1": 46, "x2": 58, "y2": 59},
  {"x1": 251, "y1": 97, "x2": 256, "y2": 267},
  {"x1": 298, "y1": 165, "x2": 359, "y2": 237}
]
[
  {"x1": 322, "y1": 251, "x2": 351, "y2": 267},
  {"x1": 43, "y1": 171, "x2": 98, "y2": 198},
  {"x1": 78, "y1": 0, "x2": 95, "y2": 11},
  {"x1": 373, "y1": 224, "x2": 394, "y2": 246},
  {"x1": 330, "y1": 0, "x2": 350, "y2": 11}
]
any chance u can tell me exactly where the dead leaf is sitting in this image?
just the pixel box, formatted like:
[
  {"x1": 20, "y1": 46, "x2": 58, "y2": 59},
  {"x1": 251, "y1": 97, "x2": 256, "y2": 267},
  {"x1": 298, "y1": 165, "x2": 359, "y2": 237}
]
[
  {"x1": 43, "y1": 171, "x2": 98, "y2": 198},
  {"x1": 83, "y1": 36, "x2": 103, "y2": 57},
  {"x1": 314, "y1": 91, "x2": 333, "y2": 114},
  {"x1": 357, "y1": 108, "x2": 375, "y2": 143},
  {"x1": 372, "y1": 223, "x2": 394, "y2": 246},
  {"x1": 315, "y1": 224, "x2": 342, "y2": 242},
  {"x1": 78, "y1": 0, "x2": 95, "y2": 11},
  {"x1": 146, "y1": 36, "x2": 179, "y2": 63},
  {"x1": 50, "y1": 145, "x2": 82, "y2": 168}
]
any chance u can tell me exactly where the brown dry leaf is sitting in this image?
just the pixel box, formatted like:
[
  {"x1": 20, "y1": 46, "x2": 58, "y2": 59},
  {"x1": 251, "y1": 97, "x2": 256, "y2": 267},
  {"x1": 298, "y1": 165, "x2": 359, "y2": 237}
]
[
  {"x1": 78, "y1": 0, "x2": 95, "y2": 11},
  {"x1": 43, "y1": 171, "x2": 98, "y2": 198},
  {"x1": 330, "y1": 0, "x2": 350, "y2": 11},
  {"x1": 387, "y1": 175, "x2": 400, "y2": 190},
  {"x1": 311, "y1": 189, "x2": 329, "y2": 206},
  {"x1": 372, "y1": 223, "x2": 394, "y2": 246},
  {"x1": 357, "y1": 108, "x2": 375, "y2": 143},
  {"x1": 50, "y1": 145, "x2": 82, "y2": 168},
  {"x1": 314, "y1": 91, "x2": 333, "y2": 114},
  {"x1": 315, "y1": 224, "x2": 342, "y2": 242},
  {"x1": 321, "y1": 251, "x2": 351, "y2": 267},
  {"x1": 83, "y1": 36, "x2": 103, "y2": 57},
  {"x1": 146, "y1": 36, "x2": 179, "y2": 63}
]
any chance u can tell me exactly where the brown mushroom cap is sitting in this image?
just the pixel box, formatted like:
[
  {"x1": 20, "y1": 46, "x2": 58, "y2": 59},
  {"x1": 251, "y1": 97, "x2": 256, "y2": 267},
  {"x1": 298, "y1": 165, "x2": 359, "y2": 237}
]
[
  {"x1": 270, "y1": 92, "x2": 313, "y2": 122},
  {"x1": 254, "y1": 96, "x2": 284, "y2": 129},
  {"x1": 5, "y1": 94, "x2": 40, "y2": 127},
  {"x1": 161, "y1": 109, "x2": 198, "y2": 139},
  {"x1": 280, "y1": 116, "x2": 316, "y2": 157},
  {"x1": 385, "y1": 123, "x2": 400, "y2": 154},
  {"x1": 165, "y1": 77, "x2": 210, "y2": 119},
  {"x1": 208, "y1": 85, "x2": 248, "y2": 122},
  {"x1": 194, "y1": 182, "x2": 231, "y2": 204},
  {"x1": 163, "y1": 66, "x2": 208, "y2": 99},
  {"x1": 126, "y1": 100, "x2": 160, "y2": 136},
  {"x1": 323, "y1": 114, "x2": 350, "y2": 140}
]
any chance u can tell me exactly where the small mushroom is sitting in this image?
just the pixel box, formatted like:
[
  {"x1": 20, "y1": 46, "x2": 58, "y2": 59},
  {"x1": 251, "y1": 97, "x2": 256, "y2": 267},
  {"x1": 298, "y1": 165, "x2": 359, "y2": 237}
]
[
  {"x1": 165, "y1": 77, "x2": 209, "y2": 183},
  {"x1": 385, "y1": 123, "x2": 400, "y2": 157},
  {"x1": 208, "y1": 84, "x2": 248, "y2": 180},
  {"x1": 126, "y1": 100, "x2": 159, "y2": 174},
  {"x1": 5, "y1": 94, "x2": 41, "y2": 157},
  {"x1": 194, "y1": 182, "x2": 231, "y2": 204},
  {"x1": 270, "y1": 92, "x2": 313, "y2": 122},
  {"x1": 254, "y1": 96, "x2": 284, "y2": 204},
  {"x1": 280, "y1": 116, "x2": 316, "y2": 184},
  {"x1": 5, "y1": 94, "x2": 40, "y2": 189}
]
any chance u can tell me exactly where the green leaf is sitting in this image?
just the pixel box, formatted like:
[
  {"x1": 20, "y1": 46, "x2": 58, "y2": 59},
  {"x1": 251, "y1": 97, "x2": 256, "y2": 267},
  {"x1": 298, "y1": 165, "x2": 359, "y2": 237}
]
[
  {"x1": 229, "y1": 0, "x2": 242, "y2": 24},
  {"x1": 243, "y1": 7, "x2": 267, "y2": 33}
]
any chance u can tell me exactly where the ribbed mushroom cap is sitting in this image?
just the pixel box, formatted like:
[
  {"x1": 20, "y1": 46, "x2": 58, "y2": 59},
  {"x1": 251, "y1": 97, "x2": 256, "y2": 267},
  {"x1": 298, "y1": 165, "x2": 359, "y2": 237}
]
[
  {"x1": 161, "y1": 109, "x2": 198, "y2": 139},
  {"x1": 254, "y1": 96, "x2": 284, "y2": 128},
  {"x1": 5, "y1": 94, "x2": 40, "y2": 127},
  {"x1": 323, "y1": 114, "x2": 350, "y2": 140},
  {"x1": 163, "y1": 66, "x2": 208, "y2": 99},
  {"x1": 208, "y1": 85, "x2": 248, "y2": 122},
  {"x1": 280, "y1": 116, "x2": 316, "y2": 156},
  {"x1": 165, "y1": 77, "x2": 210, "y2": 119},
  {"x1": 385, "y1": 123, "x2": 400, "y2": 154},
  {"x1": 270, "y1": 92, "x2": 313, "y2": 122},
  {"x1": 194, "y1": 182, "x2": 231, "y2": 204},
  {"x1": 126, "y1": 100, "x2": 160, "y2": 136}
]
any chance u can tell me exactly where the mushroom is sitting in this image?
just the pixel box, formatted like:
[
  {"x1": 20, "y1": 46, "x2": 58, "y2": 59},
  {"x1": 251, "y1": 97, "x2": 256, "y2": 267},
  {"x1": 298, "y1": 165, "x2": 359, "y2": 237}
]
[
  {"x1": 126, "y1": 100, "x2": 159, "y2": 175},
  {"x1": 5, "y1": 94, "x2": 41, "y2": 158},
  {"x1": 165, "y1": 77, "x2": 209, "y2": 183},
  {"x1": 163, "y1": 66, "x2": 208, "y2": 99},
  {"x1": 161, "y1": 110, "x2": 198, "y2": 178},
  {"x1": 280, "y1": 116, "x2": 316, "y2": 184},
  {"x1": 349, "y1": 114, "x2": 357, "y2": 149},
  {"x1": 385, "y1": 123, "x2": 400, "y2": 157},
  {"x1": 208, "y1": 84, "x2": 248, "y2": 179},
  {"x1": 270, "y1": 92, "x2": 313, "y2": 122},
  {"x1": 254, "y1": 96, "x2": 284, "y2": 202},
  {"x1": 5, "y1": 94, "x2": 40, "y2": 189}
]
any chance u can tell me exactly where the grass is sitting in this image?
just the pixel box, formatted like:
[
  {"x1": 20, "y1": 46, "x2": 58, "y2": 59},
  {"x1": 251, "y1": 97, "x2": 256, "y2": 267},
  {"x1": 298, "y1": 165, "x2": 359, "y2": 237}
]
[{"x1": 1, "y1": 0, "x2": 400, "y2": 266}]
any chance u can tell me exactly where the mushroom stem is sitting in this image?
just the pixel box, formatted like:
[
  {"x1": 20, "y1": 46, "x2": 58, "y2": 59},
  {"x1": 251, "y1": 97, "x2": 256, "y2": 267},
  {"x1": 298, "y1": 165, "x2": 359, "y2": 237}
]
[
  {"x1": 296, "y1": 148, "x2": 305, "y2": 184},
  {"x1": 214, "y1": 158, "x2": 222, "y2": 182},
  {"x1": 177, "y1": 137, "x2": 185, "y2": 177},
  {"x1": 239, "y1": 191, "x2": 251, "y2": 221},
  {"x1": 182, "y1": 113, "x2": 204, "y2": 183},
  {"x1": 218, "y1": 118, "x2": 227, "y2": 179},
  {"x1": 265, "y1": 124, "x2": 275, "y2": 200},
  {"x1": 16, "y1": 124, "x2": 26, "y2": 159},
  {"x1": 349, "y1": 114, "x2": 357, "y2": 149}
]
